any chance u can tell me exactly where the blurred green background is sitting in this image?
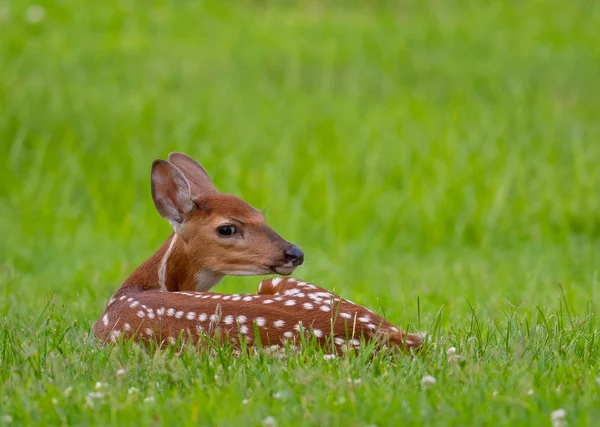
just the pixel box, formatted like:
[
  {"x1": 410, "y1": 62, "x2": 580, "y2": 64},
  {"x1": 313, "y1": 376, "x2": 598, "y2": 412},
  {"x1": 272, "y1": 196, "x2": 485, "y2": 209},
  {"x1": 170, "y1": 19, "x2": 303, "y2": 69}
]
[{"x1": 0, "y1": 0, "x2": 599, "y2": 424}]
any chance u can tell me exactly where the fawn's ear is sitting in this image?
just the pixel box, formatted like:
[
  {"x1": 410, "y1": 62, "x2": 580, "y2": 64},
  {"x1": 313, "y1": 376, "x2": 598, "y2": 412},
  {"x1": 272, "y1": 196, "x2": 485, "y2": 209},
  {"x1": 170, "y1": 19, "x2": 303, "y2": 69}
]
[
  {"x1": 167, "y1": 152, "x2": 219, "y2": 199},
  {"x1": 151, "y1": 160, "x2": 194, "y2": 227}
]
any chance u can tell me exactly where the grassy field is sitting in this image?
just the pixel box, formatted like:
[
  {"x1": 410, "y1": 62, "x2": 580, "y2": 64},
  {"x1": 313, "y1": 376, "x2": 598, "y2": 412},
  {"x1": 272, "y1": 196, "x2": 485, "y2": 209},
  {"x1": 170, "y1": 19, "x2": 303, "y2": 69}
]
[{"x1": 1, "y1": 0, "x2": 600, "y2": 425}]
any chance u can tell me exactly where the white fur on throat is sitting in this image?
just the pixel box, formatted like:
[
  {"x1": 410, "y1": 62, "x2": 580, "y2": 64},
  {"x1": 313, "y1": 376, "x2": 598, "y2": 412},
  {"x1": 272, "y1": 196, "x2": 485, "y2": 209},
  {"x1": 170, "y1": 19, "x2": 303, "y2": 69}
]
[{"x1": 158, "y1": 234, "x2": 178, "y2": 291}]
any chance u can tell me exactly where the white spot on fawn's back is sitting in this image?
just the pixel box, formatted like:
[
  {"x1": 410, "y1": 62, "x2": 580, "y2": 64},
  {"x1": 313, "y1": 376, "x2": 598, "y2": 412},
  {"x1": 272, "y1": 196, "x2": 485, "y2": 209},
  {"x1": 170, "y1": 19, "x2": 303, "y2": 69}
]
[
  {"x1": 103, "y1": 314, "x2": 109, "y2": 326},
  {"x1": 110, "y1": 330, "x2": 121, "y2": 342}
]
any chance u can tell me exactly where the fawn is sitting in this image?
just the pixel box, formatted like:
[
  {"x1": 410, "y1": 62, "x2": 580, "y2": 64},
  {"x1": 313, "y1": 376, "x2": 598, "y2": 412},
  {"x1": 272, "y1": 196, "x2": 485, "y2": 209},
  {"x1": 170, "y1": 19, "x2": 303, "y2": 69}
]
[{"x1": 92, "y1": 153, "x2": 423, "y2": 354}]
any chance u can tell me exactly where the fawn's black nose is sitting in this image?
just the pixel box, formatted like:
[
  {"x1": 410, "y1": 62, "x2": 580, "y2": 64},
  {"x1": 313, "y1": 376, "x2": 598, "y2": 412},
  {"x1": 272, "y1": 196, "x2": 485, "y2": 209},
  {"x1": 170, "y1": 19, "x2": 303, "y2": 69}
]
[{"x1": 284, "y1": 245, "x2": 304, "y2": 266}]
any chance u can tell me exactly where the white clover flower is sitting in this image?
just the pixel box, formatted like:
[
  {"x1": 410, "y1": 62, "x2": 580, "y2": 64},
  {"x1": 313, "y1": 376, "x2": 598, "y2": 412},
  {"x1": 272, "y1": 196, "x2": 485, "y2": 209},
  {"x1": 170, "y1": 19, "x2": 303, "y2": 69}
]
[
  {"x1": 94, "y1": 382, "x2": 105, "y2": 390},
  {"x1": 446, "y1": 347, "x2": 461, "y2": 364},
  {"x1": 261, "y1": 416, "x2": 278, "y2": 427},
  {"x1": 242, "y1": 399, "x2": 249, "y2": 405},
  {"x1": 87, "y1": 391, "x2": 104, "y2": 399},
  {"x1": 25, "y1": 5, "x2": 44, "y2": 23},
  {"x1": 421, "y1": 375, "x2": 437, "y2": 387},
  {"x1": 116, "y1": 368, "x2": 126, "y2": 378},
  {"x1": 551, "y1": 408, "x2": 566, "y2": 427},
  {"x1": 526, "y1": 389, "x2": 534, "y2": 396}
]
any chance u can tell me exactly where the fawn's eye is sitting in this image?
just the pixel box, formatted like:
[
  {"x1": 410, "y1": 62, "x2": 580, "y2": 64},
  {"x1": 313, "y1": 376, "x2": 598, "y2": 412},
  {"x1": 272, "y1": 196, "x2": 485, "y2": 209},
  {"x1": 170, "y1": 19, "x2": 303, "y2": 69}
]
[{"x1": 217, "y1": 225, "x2": 237, "y2": 236}]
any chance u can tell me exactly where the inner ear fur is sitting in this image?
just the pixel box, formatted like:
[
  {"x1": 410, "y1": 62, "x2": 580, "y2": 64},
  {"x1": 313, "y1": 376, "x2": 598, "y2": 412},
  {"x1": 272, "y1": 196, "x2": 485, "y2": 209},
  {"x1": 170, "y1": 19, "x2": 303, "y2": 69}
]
[{"x1": 150, "y1": 159, "x2": 194, "y2": 226}]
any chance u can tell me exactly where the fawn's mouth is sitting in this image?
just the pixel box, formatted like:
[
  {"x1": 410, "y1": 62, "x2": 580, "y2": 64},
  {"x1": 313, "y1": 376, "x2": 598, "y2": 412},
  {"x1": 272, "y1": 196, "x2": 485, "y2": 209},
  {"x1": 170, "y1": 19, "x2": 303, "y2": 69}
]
[{"x1": 270, "y1": 264, "x2": 297, "y2": 275}]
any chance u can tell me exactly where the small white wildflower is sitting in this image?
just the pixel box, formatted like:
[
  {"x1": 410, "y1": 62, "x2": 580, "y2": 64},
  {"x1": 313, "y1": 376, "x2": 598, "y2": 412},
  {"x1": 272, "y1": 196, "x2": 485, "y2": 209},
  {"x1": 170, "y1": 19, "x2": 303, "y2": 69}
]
[
  {"x1": 446, "y1": 347, "x2": 461, "y2": 364},
  {"x1": 87, "y1": 391, "x2": 104, "y2": 399},
  {"x1": 94, "y1": 382, "x2": 105, "y2": 390},
  {"x1": 2, "y1": 415, "x2": 13, "y2": 424},
  {"x1": 116, "y1": 368, "x2": 126, "y2": 378},
  {"x1": 143, "y1": 396, "x2": 155, "y2": 404},
  {"x1": 323, "y1": 354, "x2": 337, "y2": 361},
  {"x1": 273, "y1": 392, "x2": 286, "y2": 400},
  {"x1": 261, "y1": 416, "x2": 277, "y2": 427},
  {"x1": 25, "y1": 5, "x2": 45, "y2": 23},
  {"x1": 127, "y1": 387, "x2": 139, "y2": 395},
  {"x1": 242, "y1": 399, "x2": 249, "y2": 405},
  {"x1": 421, "y1": 375, "x2": 437, "y2": 388},
  {"x1": 551, "y1": 408, "x2": 566, "y2": 427},
  {"x1": 527, "y1": 389, "x2": 534, "y2": 396},
  {"x1": 63, "y1": 386, "x2": 74, "y2": 397}
]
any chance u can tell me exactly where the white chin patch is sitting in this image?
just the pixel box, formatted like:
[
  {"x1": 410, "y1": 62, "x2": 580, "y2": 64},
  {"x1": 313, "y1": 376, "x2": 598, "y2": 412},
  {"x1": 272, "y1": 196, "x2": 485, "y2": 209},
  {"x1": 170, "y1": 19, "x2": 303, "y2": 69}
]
[{"x1": 274, "y1": 266, "x2": 296, "y2": 275}]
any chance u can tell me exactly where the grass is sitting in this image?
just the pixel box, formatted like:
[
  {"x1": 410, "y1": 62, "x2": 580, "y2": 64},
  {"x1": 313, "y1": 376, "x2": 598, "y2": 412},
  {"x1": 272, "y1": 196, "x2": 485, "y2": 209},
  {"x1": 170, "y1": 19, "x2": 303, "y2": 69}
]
[{"x1": 1, "y1": 0, "x2": 600, "y2": 425}]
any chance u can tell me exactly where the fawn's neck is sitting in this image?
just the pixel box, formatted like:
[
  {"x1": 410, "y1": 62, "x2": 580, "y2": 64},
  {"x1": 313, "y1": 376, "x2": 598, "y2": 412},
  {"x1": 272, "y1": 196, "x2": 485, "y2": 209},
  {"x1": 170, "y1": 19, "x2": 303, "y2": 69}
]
[{"x1": 121, "y1": 233, "x2": 224, "y2": 293}]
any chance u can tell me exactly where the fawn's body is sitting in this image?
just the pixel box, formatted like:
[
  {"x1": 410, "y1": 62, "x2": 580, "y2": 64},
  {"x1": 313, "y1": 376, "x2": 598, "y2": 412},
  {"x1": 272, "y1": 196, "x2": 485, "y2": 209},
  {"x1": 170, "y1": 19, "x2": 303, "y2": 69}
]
[{"x1": 92, "y1": 153, "x2": 423, "y2": 353}]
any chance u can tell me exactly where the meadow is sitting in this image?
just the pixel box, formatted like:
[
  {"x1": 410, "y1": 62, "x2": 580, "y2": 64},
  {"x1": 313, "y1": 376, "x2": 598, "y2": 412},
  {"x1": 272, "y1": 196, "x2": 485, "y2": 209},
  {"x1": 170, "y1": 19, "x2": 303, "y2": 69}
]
[{"x1": 1, "y1": 0, "x2": 599, "y2": 425}]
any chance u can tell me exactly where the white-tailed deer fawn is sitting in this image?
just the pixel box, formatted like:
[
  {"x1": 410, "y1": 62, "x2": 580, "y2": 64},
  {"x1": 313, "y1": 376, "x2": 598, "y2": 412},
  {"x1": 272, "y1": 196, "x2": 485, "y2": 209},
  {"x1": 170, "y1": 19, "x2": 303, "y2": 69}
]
[{"x1": 93, "y1": 153, "x2": 423, "y2": 354}]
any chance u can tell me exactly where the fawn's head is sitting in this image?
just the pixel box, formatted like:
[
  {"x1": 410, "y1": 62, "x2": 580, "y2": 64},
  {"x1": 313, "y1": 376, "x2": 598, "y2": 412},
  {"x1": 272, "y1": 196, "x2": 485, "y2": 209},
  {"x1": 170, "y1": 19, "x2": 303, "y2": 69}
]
[{"x1": 151, "y1": 153, "x2": 304, "y2": 280}]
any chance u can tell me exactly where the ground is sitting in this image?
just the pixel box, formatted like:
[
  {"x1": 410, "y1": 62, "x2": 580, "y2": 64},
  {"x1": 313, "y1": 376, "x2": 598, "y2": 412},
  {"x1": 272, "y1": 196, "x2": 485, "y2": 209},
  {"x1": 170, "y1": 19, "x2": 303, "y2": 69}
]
[{"x1": 1, "y1": 1, "x2": 599, "y2": 425}]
